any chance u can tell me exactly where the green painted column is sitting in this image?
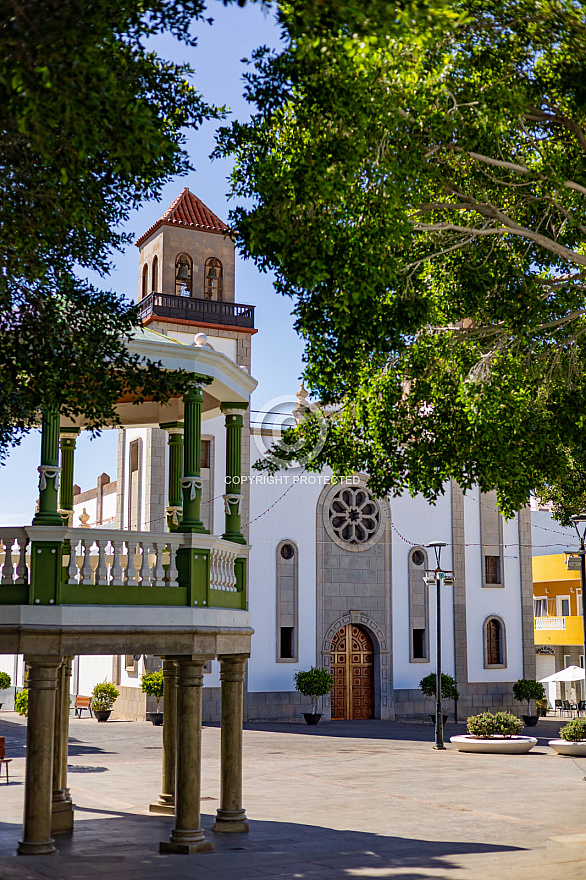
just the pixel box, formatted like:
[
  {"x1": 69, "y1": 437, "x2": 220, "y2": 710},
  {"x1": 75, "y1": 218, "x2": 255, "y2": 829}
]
[
  {"x1": 161, "y1": 423, "x2": 184, "y2": 532},
  {"x1": 221, "y1": 404, "x2": 248, "y2": 545},
  {"x1": 32, "y1": 406, "x2": 63, "y2": 527},
  {"x1": 180, "y1": 388, "x2": 206, "y2": 534},
  {"x1": 59, "y1": 429, "x2": 80, "y2": 527}
]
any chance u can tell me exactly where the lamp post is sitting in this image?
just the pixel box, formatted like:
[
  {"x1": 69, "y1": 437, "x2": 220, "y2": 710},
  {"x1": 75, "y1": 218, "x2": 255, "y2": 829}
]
[
  {"x1": 424, "y1": 541, "x2": 454, "y2": 750},
  {"x1": 570, "y1": 517, "x2": 586, "y2": 699}
]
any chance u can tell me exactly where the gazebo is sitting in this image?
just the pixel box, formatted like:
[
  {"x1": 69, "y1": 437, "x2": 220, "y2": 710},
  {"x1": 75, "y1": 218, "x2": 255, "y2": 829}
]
[{"x1": 0, "y1": 327, "x2": 256, "y2": 855}]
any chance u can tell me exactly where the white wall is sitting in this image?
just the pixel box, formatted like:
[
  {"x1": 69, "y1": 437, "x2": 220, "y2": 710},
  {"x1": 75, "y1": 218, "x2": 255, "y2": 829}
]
[
  {"x1": 391, "y1": 488, "x2": 455, "y2": 689},
  {"x1": 247, "y1": 471, "x2": 322, "y2": 693},
  {"x1": 464, "y1": 488, "x2": 525, "y2": 682},
  {"x1": 167, "y1": 330, "x2": 237, "y2": 363}
]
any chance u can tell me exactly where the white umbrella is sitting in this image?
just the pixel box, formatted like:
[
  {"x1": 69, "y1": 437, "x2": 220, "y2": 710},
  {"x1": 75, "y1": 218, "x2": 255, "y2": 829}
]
[{"x1": 539, "y1": 665, "x2": 585, "y2": 709}]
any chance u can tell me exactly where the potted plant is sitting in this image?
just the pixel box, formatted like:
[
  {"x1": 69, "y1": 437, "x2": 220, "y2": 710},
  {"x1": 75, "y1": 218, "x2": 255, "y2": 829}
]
[
  {"x1": 549, "y1": 718, "x2": 586, "y2": 756},
  {"x1": 294, "y1": 667, "x2": 333, "y2": 725},
  {"x1": 90, "y1": 680, "x2": 119, "y2": 722},
  {"x1": 0, "y1": 671, "x2": 10, "y2": 710},
  {"x1": 419, "y1": 672, "x2": 460, "y2": 724},
  {"x1": 141, "y1": 669, "x2": 164, "y2": 725},
  {"x1": 512, "y1": 679, "x2": 546, "y2": 727},
  {"x1": 536, "y1": 698, "x2": 548, "y2": 717},
  {"x1": 450, "y1": 711, "x2": 538, "y2": 753}
]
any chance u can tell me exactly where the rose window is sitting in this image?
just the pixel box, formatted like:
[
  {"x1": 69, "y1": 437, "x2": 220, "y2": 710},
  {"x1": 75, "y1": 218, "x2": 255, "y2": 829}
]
[{"x1": 328, "y1": 487, "x2": 381, "y2": 545}]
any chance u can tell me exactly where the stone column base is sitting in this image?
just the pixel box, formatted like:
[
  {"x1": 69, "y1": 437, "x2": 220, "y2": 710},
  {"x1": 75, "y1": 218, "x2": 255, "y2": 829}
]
[
  {"x1": 149, "y1": 802, "x2": 174, "y2": 815},
  {"x1": 17, "y1": 838, "x2": 55, "y2": 856},
  {"x1": 160, "y1": 829, "x2": 214, "y2": 855},
  {"x1": 51, "y1": 799, "x2": 74, "y2": 834},
  {"x1": 213, "y1": 809, "x2": 249, "y2": 833}
]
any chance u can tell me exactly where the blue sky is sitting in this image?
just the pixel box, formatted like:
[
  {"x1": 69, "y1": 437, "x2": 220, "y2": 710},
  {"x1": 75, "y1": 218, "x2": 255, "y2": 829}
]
[{"x1": 0, "y1": 1, "x2": 306, "y2": 525}]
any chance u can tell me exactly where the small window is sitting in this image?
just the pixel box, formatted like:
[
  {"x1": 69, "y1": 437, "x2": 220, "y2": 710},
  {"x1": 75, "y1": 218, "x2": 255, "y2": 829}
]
[
  {"x1": 130, "y1": 440, "x2": 140, "y2": 474},
  {"x1": 204, "y1": 257, "x2": 223, "y2": 301},
  {"x1": 280, "y1": 543, "x2": 295, "y2": 560},
  {"x1": 485, "y1": 555, "x2": 501, "y2": 585},
  {"x1": 141, "y1": 264, "x2": 148, "y2": 300},
  {"x1": 411, "y1": 549, "x2": 425, "y2": 566},
  {"x1": 486, "y1": 618, "x2": 502, "y2": 665},
  {"x1": 559, "y1": 598, "x2": 570, "y2": 617},
  {"x1": 412, "y1": 629, "x2": 426, "y2": 659},
  {"x1": 201, "y1": 439, "x2": 211, "y2": 469},
  {"x1": 152, "y1": 255, "x2": 158, "y2": 292},
  {"x1": 280, "y1": 627, "x2": 294, "y2": 659}
]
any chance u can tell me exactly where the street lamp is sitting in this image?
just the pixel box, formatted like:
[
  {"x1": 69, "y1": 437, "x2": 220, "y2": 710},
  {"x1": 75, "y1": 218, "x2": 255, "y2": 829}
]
[
  {"x1": 569, "y1": 517, "x2": 586, "y2": 696},
  {"x1": 424, "y1": 541, "x2": 454, "y2": 750}
]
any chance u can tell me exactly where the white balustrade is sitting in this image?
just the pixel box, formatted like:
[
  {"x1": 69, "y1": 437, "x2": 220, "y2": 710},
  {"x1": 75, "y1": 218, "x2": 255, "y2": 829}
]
[
  {"x1": 0, "y1": 529, "x2": 30, "y2": 584},
  {"x1": 63, "y1": 529, "x2": 185, "y2": 588},
  {"x1": 534, "y1": 616, "x2": 566, "y2": 630},
  {"x1": 209, "y1": 546, "x2": 238, "y2": 592}
]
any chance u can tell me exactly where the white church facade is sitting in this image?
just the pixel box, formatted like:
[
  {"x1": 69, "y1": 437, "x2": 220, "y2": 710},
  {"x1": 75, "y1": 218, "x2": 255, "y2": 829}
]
[{"x1": 2, "y1": 190, "x2": 536, "y2": 723}]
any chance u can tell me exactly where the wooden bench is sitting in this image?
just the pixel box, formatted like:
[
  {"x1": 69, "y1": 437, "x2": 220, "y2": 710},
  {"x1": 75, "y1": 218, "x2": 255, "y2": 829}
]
[
  {"x1": 72, "y1": 696, "x2": 93, "y2": 718},
  {"x1": 0, "y1": 737, "x2": 12, "y2": 783}
]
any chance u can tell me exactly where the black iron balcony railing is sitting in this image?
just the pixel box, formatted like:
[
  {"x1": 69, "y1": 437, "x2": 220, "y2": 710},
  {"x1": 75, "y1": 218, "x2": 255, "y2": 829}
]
[{"x1": 138, "y1": 292, "x2": 255, "y2": 329}]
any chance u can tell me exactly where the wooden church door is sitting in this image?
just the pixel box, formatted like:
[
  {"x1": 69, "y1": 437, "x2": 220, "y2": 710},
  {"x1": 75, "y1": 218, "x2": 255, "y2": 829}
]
[{"x1": 330, "y1": 624, "x2": 374, "y2": 720}]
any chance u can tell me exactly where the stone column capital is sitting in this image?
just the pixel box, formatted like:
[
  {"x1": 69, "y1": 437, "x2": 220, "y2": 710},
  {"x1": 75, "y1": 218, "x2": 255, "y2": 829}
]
[{"x1": 218, "y1": 654, "x2": 249, "y2": 683}]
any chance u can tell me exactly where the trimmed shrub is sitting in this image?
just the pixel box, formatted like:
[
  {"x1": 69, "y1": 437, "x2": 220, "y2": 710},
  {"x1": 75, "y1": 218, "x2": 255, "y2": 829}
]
[
  {"x1": 419, "y1": 673, "x2": 459, "y2": 701},
  {"x1": 90, "y1": 680, "x2": 119, "y2": 712},
  {"x1": 0, "y1": 672, "x2": 11, "y2": 691},
  {"x1": 141, "y1": 670, "x2": 164, "y2": 711},
  {"x1": 15, "y1": 689, "x2": 28, "y2": 717},
  {"x1": 512, "y1": 679, "x2": 546, "y2": 714},
  {"x1": 294, "y1": 667, "x2": 333, "y2": 713},
  {"x1": 467, "y1": 710, "x2": 523, "y2": 738},
  {"x1": 560, "y1": 718, "x2": 586, "y2": 742}
]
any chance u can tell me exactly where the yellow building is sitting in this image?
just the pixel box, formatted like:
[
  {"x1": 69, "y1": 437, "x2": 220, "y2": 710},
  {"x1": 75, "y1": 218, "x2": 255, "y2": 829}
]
[{"x1": 533, "y1": 554, "x2": 585, "y2": 701}]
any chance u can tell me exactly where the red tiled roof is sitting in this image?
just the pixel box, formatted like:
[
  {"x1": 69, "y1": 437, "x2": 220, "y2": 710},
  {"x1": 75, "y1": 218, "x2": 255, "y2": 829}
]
[{"x1": 135, "y1": 188, "x2": 229, "y2": 246}]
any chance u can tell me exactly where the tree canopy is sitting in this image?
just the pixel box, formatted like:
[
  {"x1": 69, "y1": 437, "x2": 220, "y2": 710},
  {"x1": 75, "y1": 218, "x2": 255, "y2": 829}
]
[
  {"x1": 0, "y1": 0, "x2": 221, "y2": 455},
  {"x1": 219, "y1": 0, "x2": 586, "y2": 517}
]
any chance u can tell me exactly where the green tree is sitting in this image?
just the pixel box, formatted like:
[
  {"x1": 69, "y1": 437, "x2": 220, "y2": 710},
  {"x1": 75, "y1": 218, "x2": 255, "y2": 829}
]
[
  {"x1": 220, "y1": 0, "x2": 586, "y2": 517},
  {"x1": 141, "y1": 669, "x2": 164, "y2": 711},
  {"x1": 0, "y1": 0, "x2": 224, "y2": 456},
  {"x1": 293, "y1": 666, "x2": 333, "y2": 713},
  {"x1": 512, "y1": 679, "x2": 546, "y2": 715}
]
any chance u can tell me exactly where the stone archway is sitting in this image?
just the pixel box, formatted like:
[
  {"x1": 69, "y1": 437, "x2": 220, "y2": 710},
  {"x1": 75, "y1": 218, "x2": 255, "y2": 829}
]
[{"x1": 330, "y1": 624, "x2": 374, "y2": 720}]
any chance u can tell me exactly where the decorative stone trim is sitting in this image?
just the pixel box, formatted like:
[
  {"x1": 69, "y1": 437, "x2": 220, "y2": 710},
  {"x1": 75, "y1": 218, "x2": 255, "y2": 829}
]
[
  {"x1": 323, "y1": 613, "x2": 388, "y2": 654},
  {"x1": 180, "y1": 476, "x2": 203, "y2": 501},
  {"x1": 166, "y1": 506, "x2": 183, "y2": 526},
  {"x1": 223, "y1": 494, "x2": 242, "y2": 516},
  {"x1": 38, "y1": 465, "x2": 61, "y2": 492},
  {"x1": 322, "y1": 480, "x2": 386, "y2": 552}
]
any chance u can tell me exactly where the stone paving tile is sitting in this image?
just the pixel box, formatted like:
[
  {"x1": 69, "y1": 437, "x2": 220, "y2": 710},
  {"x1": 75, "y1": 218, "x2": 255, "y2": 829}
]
[{"x1": 1, "y1": 714, "x2": 585, "y2": 880}]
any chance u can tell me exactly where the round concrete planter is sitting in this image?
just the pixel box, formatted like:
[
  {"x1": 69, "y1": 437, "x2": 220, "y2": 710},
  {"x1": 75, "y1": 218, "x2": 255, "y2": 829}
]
[
  {"x1": 303, "y1": 713, "x2": 322, "y2": 726},
  {"x1": 147, "y1": 711, "x2": 163, "y2": 726},
  {"x1": 450, "y1": 735, "x2": 538, "y2": 754},
  {"x1": 93, "y1": 709, "x2": 111, "y2": 723},
  {"x1": 548, "y1": 739, "x2": 586, "y2": 757}
]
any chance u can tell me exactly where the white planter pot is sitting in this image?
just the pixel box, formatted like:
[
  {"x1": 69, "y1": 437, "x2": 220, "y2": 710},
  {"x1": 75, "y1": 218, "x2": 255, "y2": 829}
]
[
  {"x1": 450, "y1": 735, "x2": 538, "y2": 754},
  {"x1": 548, "y1": 739, "x2": 586, "y2": 757}
]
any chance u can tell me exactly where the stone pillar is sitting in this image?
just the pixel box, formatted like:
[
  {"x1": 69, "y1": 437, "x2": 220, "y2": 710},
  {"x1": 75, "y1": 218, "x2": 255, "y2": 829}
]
[
  {"x1": 213, "y1": 654, "x2": 249, "y2": 833},
  {"x1": 160, "y1": 423, "x2": 184, "y2": 532},
  {"x1": 221, "y1": 403, "x2": 248, "y2": 545},
  {"x1": 179, "y1": 388, "x2": 206, "y2": 534},
  {"x1": 18, "y1": 657, "x2": 62, "y2": 855},
  {"x1": 58, "y1": 428, "x2": 80, "y2": 526},
  {"x1": 150, "y1": 659, "x2": 177, "y2": 815},
  {"x1": 52, "y1": 657, "x2": 74, "y2": 834},
  {"x1": 160, "y1": 657, "x2": 214, "y2": 854},
  {"x1": 33, "y1": 406, "x2": 63, "y2": 526}
]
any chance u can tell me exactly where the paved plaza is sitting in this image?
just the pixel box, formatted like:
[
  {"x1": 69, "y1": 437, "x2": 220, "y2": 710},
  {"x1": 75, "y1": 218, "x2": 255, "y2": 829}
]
[{"x1": 0, "y1": 714, "x2": 585, "y2": 879}]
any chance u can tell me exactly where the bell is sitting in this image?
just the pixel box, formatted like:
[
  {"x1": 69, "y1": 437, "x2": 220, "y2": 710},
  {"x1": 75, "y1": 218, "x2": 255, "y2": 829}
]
[
  {"x1": 176, "y1": 261, "x2": 190, "y2": 281},
  {"x1": 206, "y1": 265, "x2": 218, "y2": 281}
]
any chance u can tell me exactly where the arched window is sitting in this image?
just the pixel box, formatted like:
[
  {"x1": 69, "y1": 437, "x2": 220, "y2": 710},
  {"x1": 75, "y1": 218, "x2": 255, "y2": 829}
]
[
  {"x1": 175, "y1": 253, "x2": 192, "y2": 297},
  {"x1": 204, "y1": 257, "x2": 223, "y2": 301},
  {"x1": 141, "y1": 264, "x2": 148, "y2": 301},
  {"x1": 484, "y1": 616, "x2": 506, "y2": 667},
  {"x1": 151, "y1": 255, "x2": 158, "y2": 293}
]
